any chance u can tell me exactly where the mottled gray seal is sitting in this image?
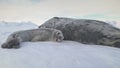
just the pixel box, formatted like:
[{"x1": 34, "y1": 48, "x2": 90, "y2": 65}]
[
  {"x1": 39, "y1": 17, "x2": 120, "y2": 48},
  {"x1": 1, "y1": 28, "x2": 64, "y2": 49}
]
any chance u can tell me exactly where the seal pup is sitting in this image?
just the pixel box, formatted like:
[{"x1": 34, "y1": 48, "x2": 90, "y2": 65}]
[{"x1": 1, "y1": 28, "x2": 64, "y2": 49}]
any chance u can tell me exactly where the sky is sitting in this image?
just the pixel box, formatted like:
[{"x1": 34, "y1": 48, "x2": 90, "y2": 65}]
[{"x1": 0, "y1": 0, "x2": 120, "y2": 25}]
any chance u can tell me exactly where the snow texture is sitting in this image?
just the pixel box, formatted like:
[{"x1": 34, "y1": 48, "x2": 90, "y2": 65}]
[
  {"x1": 106, "y1": 21, "x2": 120, "y2": 29},
  {"x1": 0, "y1": 21, "x2": 120, "y2": 68}
]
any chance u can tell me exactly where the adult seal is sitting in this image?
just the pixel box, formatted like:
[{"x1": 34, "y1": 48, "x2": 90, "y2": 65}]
[{"x1": 39, "y1": 17, "x2": 120, "y2": 48}]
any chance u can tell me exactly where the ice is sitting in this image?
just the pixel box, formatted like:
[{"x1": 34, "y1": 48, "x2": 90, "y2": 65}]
[{"x1": 0, "y1": 21, "x2": 120, "y2": 68}]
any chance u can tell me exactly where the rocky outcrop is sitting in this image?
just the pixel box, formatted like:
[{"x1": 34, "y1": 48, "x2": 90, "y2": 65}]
[{"x1": 39, "y1": 17, "x2": 120, "y2": 47}]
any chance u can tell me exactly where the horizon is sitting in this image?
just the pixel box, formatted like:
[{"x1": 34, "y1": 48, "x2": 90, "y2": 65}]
[{"x1": 0, "y1": 0, "x2": 120, "y2": 25}]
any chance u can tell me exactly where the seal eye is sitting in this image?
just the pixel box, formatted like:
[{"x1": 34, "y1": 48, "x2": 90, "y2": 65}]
[{"x1": 56, "y1": 32, "x2": 61, "y2": 35}]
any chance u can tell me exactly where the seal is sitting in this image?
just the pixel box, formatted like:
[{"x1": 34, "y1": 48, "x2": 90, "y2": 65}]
[
  {"x1": 1, "y1": 28, "x2": 64, "y2": 49},
  {"x1": 39, "y1": 17, "x2": 120, "y2": 48}
]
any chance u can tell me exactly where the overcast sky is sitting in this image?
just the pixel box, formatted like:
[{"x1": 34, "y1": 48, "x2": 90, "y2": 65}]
[{"x1": 0, "y1": 0, "x2": 120, "y2": 25}]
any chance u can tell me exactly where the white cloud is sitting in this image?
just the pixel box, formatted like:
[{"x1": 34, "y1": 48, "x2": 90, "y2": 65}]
[{"x1": 0, "y1": 0, "x2": 120, "y2": 24}]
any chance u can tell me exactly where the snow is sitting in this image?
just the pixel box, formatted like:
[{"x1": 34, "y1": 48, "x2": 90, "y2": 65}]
[
  {"x1": 0, "y1": 21, "x2": 120, "y2": 68},
  {"x1": 0, "y1": 21, "x2": 37, "y2": 43},
  {"x1": 106, "y1": 21, "x2": 120, "y2": 29}
]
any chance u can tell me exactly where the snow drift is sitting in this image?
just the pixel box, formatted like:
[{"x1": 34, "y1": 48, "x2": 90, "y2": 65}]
[{"x1": 0, "y1": 21, "x2": 120, "y2": 68}]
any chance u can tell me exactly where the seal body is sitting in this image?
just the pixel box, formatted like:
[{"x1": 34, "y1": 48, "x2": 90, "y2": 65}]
[
  {"x1": 1, "y1": 28, "x2": 64, "y2": 49},
  {"x1": 39, "y1": 17, "x2": 120, "y2": 47}
]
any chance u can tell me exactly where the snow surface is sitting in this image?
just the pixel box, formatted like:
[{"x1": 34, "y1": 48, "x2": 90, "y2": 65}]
[
  {"x1": 0, "y1": 21, "x2": 120, "y2": 68},
  {"x1": 106, "y1": 21, "x2": 120, "y2": 29}
]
